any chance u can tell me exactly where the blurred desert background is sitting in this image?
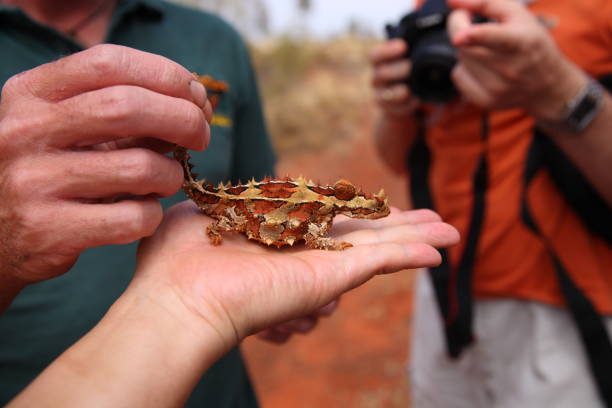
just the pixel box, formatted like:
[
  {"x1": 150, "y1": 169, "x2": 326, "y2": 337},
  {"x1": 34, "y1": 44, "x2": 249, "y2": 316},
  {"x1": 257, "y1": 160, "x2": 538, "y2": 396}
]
[{"x1": 176, "y1": 1, "x2": 417, "y2": 406}]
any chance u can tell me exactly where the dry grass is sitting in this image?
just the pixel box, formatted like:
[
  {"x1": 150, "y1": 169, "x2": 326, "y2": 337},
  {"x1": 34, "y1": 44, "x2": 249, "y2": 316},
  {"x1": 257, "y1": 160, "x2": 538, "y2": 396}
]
[{"x1": 252, "y1": 36, "x2": 378, "y2": 156}]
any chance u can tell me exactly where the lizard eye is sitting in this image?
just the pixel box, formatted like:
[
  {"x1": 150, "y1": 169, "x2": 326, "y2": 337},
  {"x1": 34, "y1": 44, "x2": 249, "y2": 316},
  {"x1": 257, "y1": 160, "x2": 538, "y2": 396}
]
[{"x1": 333, "y1": 179, "x2": 356, "y2": 201}]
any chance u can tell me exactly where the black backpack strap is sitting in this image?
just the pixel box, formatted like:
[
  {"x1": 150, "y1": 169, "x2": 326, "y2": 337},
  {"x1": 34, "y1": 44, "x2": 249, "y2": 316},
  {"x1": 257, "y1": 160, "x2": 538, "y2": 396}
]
[
  {"x1": 523, "y1": 140, "x2": 612, "y2": 408},
  {"x1": 536, "y1": 74, "x2": 612, "y2": 244},
  {"x1": 533, "y1": 129, "x2": 612, "y2": 243},
  {"x1": 408, "y1": 110, "x2": 489, "y2": 358}
]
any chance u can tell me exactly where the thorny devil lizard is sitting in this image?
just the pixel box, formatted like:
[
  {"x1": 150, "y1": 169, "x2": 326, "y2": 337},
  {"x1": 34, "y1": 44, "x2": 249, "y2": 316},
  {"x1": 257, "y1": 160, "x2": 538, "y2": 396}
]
[{"x1": 173, "y1": 147, "x2": 390, "y2": 250}]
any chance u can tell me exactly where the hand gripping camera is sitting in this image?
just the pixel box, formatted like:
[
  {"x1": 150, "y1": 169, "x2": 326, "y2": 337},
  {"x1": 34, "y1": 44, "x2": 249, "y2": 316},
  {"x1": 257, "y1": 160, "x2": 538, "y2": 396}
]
[{"x1": 386, "y1": 0, "x2": 459, "y2": 103}]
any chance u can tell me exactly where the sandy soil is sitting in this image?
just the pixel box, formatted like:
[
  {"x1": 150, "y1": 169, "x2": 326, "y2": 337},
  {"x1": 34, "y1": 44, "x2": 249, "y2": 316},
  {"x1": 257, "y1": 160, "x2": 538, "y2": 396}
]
[{"x1": 242, "y1": 112, "x2": 418, "y2": 407}]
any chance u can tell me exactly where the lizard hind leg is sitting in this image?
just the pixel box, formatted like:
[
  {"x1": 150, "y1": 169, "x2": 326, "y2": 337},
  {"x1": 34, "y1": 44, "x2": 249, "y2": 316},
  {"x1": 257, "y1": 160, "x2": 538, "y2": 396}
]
[
  {"x1": 304, "y1": 221, "x2": 352, "y2": 251},
  {"x1": 305, "y1": 235, "x2": 353, "y2": 251}
]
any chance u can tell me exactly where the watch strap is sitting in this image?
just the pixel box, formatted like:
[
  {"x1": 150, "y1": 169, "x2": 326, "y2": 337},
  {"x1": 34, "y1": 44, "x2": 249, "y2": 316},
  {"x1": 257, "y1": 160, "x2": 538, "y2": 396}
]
[{"x1": 537, "y1": 76, "x2": 605, "y2": 133}]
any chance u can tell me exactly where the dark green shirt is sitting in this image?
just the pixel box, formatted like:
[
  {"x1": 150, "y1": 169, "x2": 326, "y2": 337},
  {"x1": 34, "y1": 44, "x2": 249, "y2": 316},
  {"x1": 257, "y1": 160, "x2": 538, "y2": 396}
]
[{"x1": 0, "y1": 1, "x2": 276, "y2": 406}]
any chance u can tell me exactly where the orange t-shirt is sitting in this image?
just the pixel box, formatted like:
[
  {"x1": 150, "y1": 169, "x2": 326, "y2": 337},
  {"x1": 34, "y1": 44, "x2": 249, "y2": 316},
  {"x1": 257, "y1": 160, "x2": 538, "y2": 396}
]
[{"x1": 423, "y1": 0, "x2": 612, "y2": 313}]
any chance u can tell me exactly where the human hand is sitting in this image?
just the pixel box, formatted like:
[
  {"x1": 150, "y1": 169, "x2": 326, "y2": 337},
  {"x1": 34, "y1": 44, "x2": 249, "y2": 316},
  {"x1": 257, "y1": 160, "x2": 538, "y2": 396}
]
[
  {"x1": 447, "y1": 0, "x2": 586, "y2": 120},
  {"x1": 131, "y1": 202, "x2": 459, "y2": 354},
  {"x1": 0, "y1": 45, "x2": 211, "y2": 297},
  {"x1": 370, "y1": 39, "x2": 420, "y2": 118},
  {"x1": 256, "y1": 299, "x2": 339, "y2": 344}
]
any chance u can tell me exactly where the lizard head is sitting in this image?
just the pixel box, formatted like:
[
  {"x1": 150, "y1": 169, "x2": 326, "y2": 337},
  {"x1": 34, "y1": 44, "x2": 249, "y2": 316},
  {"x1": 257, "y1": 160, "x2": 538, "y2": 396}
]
[{"x1": 333, "y1": 180, "x2": 390, "y2": 220}]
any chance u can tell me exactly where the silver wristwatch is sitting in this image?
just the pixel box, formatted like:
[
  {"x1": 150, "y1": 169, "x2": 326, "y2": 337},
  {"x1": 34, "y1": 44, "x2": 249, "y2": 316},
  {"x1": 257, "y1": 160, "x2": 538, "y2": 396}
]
[{"x1": 538, "y1": 76, "x2": 605, "y2": 133}]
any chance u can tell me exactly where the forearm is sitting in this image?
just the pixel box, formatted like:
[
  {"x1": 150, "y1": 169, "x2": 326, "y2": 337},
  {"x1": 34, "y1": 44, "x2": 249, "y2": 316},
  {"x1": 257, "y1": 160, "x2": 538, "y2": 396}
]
[
  {"x1": 543, "y1": 92, "x2": 612, "y2": 206},
  {"x1": 8, "y1": 287, "x2": 225, "y2": 408},
  {"x1": 374, "y1": 111, "x2": 419, "y2": 174},
  {"x1": 534, "y1": 65, "x2": 612, "y2": 207}
]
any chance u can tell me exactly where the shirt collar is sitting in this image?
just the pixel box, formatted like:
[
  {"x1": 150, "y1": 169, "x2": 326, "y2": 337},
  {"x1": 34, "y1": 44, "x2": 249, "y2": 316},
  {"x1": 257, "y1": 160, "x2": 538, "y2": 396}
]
[
  {"x1": 118, "y1": 0, "x2": 164, "y2": 19},
  {"x1": 0, "y1": 0, "x2": 165, "y2": 19}
]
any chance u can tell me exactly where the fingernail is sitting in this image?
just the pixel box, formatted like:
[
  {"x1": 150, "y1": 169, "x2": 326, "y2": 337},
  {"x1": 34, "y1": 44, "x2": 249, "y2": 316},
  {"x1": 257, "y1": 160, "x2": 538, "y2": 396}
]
[
  {"x1": 190, "y1": 79, "x2": 207, "y2": 109},
  {"x1": 296, "y1": 319, "x2": 316, "y2": 332}
]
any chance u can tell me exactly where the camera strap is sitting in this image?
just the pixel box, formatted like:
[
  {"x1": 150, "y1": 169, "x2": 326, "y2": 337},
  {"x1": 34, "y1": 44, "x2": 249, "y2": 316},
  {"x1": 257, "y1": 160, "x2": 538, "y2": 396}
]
[
  {"x1": 408, "y1": 110, "x2": 490, "y2": 358},
  {"x1": 408, "y1": 107, "x2": 612, "y2": 407}
]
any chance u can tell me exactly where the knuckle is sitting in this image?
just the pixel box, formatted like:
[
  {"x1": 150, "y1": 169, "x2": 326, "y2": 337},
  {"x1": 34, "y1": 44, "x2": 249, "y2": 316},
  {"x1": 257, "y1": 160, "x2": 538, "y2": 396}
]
[
  {"x1": 3, "y1": 162, "x2": 39, "y2": 198},
  {"x1": 85, "y1": 44, "x2": 123, "y2": 78},
  {"x1": 0, "y1": 117, "x2": 25, "y2": 151},
  {"x1": 121, "y1": 148, "x2": 157, "y2": 184},
  {"x1": 179, "y1": 101, "x2": 206, "y2": 148},
  {"x1": 168, "y1": 160, "x2": 184, "y2": 192},
  {"x1": 1, "y1": 73, "x2": 27, "y2": 101},
  {"x1": 184, "y1": 102, "x2": 206, "y2": 134},
  {"x1": 122, "y1": 200, "x2": 162, "y2": 240},
  {"x1": 96, "y1": 86, "x2": 141, "y2": 122},
  {"x1": 159, "y1": 61, "x2": 186, "y2": 89}
]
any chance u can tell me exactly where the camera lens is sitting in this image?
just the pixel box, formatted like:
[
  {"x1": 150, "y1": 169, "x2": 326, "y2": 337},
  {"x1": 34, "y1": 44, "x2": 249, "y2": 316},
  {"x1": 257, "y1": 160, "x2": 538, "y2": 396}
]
[{"x1": 409, "y1": 40, "x2": 458, "y2": 103}]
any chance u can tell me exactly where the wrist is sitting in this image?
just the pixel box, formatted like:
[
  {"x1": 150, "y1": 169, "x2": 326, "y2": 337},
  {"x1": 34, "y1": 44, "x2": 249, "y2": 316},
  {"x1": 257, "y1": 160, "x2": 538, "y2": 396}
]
[
  {"x1": 118, "y1": 283, "x2": 232, "y2": 357},
  {"x1": 15, "y1": 287, "x2": 228, "y2": 407},
  {"x1": 529, "y1": 61, "x2": 587, "y2": 122}
]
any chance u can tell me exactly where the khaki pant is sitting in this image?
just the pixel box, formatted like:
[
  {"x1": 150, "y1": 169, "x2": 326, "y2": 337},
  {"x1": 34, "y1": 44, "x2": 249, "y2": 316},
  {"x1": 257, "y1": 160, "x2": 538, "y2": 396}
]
[{"x1": 409, "y1": 270, "x2": 612, "y2": 408}]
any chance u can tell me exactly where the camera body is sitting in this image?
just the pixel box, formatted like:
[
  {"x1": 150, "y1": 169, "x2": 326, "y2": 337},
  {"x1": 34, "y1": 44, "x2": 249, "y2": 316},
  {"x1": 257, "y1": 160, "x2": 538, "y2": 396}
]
[{"x1": 387, "y1": 0, "x2": 458, "y2": 103}]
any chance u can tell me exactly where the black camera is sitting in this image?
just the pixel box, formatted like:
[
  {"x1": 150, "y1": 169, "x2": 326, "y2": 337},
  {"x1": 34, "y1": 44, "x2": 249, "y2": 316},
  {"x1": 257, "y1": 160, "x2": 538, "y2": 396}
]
[{"x1": 387, "y1": 0, "x2": 458, "y2": 103}]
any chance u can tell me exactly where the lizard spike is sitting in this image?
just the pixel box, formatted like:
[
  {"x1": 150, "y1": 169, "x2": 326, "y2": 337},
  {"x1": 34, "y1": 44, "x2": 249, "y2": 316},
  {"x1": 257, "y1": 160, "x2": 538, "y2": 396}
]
[{"x1": 217, "y1": 182, "x2": 225, "y2": 191}]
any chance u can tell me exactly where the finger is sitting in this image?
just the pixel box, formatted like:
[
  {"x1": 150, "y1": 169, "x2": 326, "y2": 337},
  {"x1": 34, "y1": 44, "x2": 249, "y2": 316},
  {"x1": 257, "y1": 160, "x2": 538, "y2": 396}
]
[
  {"x1": 375, "y1": 83, "x2": 413, "y2": 107},
  {"x1": 316, "y1": 299, "x2": 339, "y2": 316},
  {"x1": 342, "y1": 222, "x2": 460, "y2": 248},
  {"x1": 448, "y1": 9, "x2": 473, "y2": 41},
  {"x1": 452, "y1": 64, "x2": 494, "y2": 107},
  {"x1": 40, "y1": 149, "x2": 183, "y2": 199},
  {"x1": 447, "y1": 0, "x2": 524, "y2": 23},
  {"x1": 256, "y1": 327, "x2": 292, "y2": 344},
  {"x1": 202, "y1": 99, "x2": 213, "y2": 124},
  {"x1": 91, "y1": 137, "x2": 176, "y2": 154},
  {"x1": 50, "y1": 198, "x2": 164, "y2": 249},
  {"x1": 278, "y1": 317, "x2": 318, "y2": 334},
  {"x1": 458, "y1": 44, "x2": 498, "y2": 60},
  {"x1": 332, "y1": 209, "x2": 443, "y2": 236},
  {"x1": 12, "y1": 44, "x2": 201, "y2": 105},
  {"x1": 369, "y1": 39, "x2": 408, "y2": 65},
  {"x1": 332, "y1": 242, "x2": 443, "y2": 291},
  {"x1": 51, "y1": 85, "x2": 209, "y2": 151},
  {"x1": 372, "y1": 59, "x2": 412, "y2": 86},
  {"x1": 454, "y1": 23, "x2": 522, "y2": 50}
]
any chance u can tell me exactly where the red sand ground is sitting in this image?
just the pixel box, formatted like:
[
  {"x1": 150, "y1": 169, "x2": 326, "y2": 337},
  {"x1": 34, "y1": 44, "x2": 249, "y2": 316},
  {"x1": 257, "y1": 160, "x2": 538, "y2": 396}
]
[{"x1": 242, "y1": 118, "x2": 418, "y2": 407}]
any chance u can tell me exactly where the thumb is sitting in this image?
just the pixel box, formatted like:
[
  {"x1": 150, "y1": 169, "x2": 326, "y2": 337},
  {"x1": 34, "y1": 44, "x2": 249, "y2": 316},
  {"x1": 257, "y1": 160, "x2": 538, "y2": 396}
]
[
  {"x1": 455, "y1": 23, "x2": 522, "y2": 50},
  {"x1": 447, "y1": 0, "x2": 523, "y2": 22},
  {"x1": 448, "y1": 9, "x2": 473, "y2": 44}
]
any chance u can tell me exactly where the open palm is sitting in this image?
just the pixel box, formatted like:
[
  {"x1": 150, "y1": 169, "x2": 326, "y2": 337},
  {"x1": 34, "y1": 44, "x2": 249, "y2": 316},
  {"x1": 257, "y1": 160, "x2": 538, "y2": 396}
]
[{"x1": 133, "y1": 201, "x2": 458, "y2": 349}]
